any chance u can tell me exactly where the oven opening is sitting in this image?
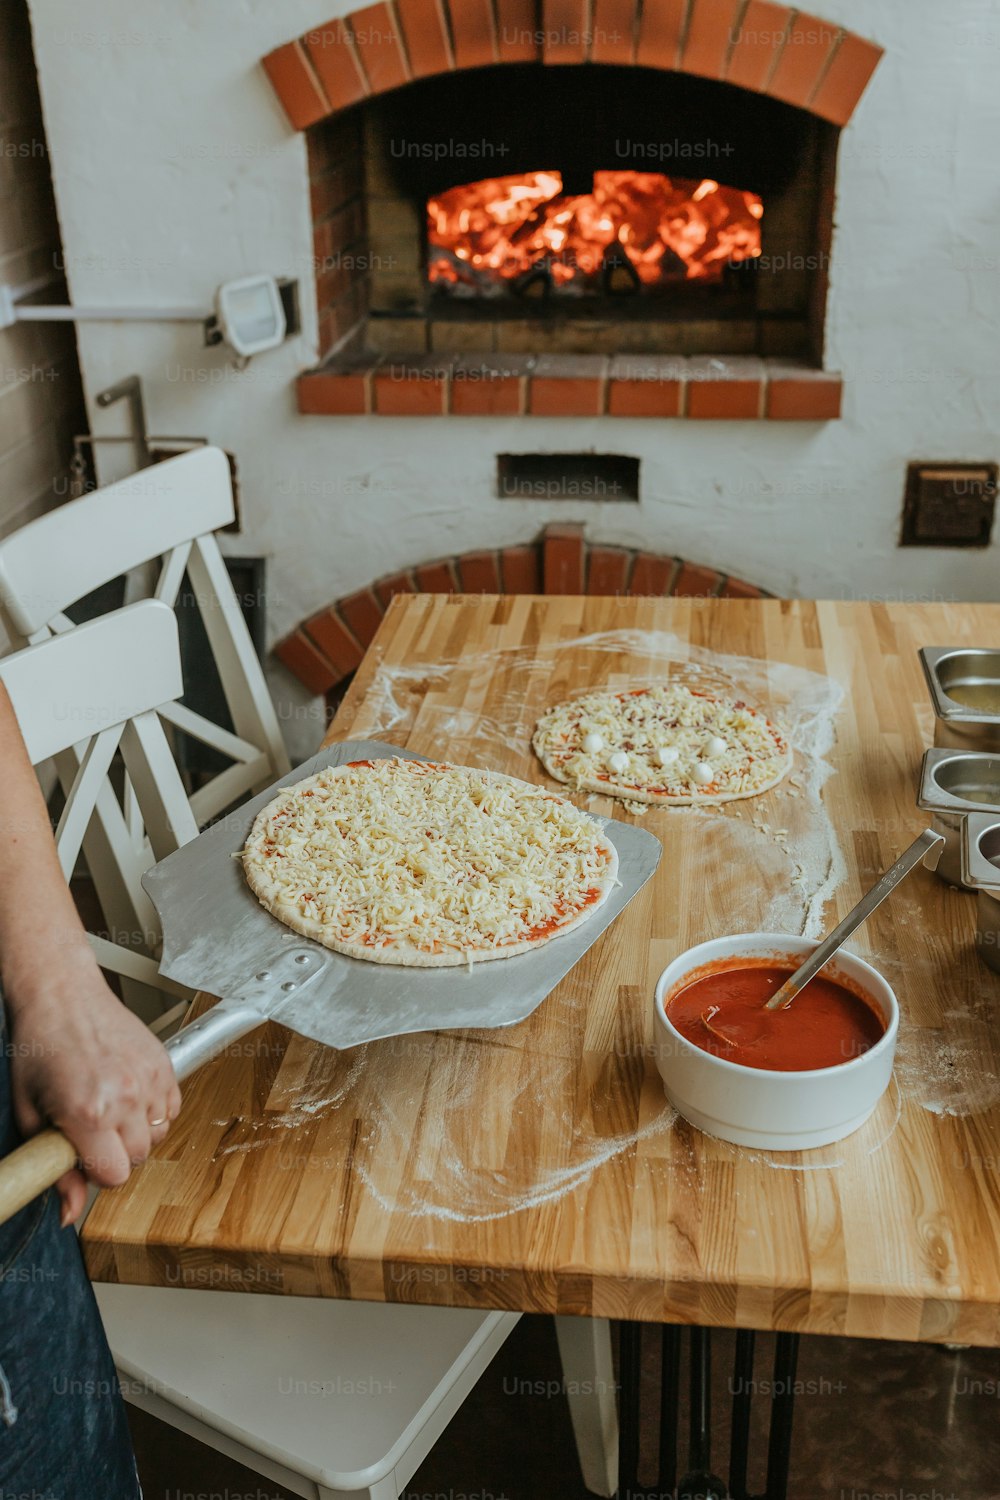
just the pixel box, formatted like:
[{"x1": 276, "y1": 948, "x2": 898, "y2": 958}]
[{"x1": 306, "y1": 62, "x2": 838, "y2": 360}]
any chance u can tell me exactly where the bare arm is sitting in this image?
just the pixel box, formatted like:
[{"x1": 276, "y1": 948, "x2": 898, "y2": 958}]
[{"x1": 0, "y1": 683, "x2": 180, "y2": 1224}]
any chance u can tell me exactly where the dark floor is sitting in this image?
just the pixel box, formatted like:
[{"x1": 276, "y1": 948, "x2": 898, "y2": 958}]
[{"x1": 129, "y1": 1315, "x2": 1000, "y2": 1500}]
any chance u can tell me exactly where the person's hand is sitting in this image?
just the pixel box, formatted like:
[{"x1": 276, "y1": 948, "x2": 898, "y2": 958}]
[{"x1": 6, "y1": 949, "x2": 181, "y2": 1226}]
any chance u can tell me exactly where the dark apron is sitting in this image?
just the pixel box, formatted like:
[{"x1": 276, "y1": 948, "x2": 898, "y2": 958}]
[{"x1": 0, "y1": 1000, "x2": 141, "y2": 1499}]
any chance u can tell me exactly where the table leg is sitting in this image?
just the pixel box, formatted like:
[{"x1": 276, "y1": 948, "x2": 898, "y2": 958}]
[
  {"x1": 728, "y1": 1330, "x2": 756, "y2": 1500},
  {"x1": 618, "y1": 1318, "x2": 644, "y2": 1499},
  {"x1": 764, "y1": 1334, "x2": 799, "y2": 1500},
  {"x1": 678, "y1": 1328, "x2": 727, "y2": 1500},
  {"x1": 657, "y1": 1325, "x2": 681, "y2": 1496}
]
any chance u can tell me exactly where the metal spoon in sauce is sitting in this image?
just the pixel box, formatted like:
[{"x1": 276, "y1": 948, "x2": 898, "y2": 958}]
[{"x1": 763, "y1": 827, "x2": 945, "y2": 1013}]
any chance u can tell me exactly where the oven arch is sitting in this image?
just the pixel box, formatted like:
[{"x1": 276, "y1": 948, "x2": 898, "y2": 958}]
[{"x1": 262, "y1": 1, "x2": 882, "y2": 133}]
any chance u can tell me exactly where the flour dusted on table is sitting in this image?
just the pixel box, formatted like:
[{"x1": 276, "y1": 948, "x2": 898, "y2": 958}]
[
  {"x1": 533, "y1": 684, "x2": 792, "y2": 806},
  {"x1": 242, "y1": 756, "x2": 618, "y2": 966}
]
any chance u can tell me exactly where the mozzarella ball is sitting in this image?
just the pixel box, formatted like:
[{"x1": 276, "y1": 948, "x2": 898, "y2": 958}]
[
  {"x1": 608, "y1": 751, "x2": 629, "y2": 774},
  {"x1": 582, "y1": 731, "x2": 604, "y2": 754},
  {"x1": 705, "y1": 735, "x2": 728, "y2": 758},
  {"x1": 692, "y1": 762, "x2": 714, "y2": 785},
  {"x1": 656, "y1": 746, "x2": 679, "y2": 767}
]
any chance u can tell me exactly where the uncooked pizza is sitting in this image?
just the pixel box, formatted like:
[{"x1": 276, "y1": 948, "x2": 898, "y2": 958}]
[
  {"x1": 241, "y1": 757, "x2": 619, "y2": 967},
  {"x1": 533, "y1": 684, "x2": 791, "y2": 806}
]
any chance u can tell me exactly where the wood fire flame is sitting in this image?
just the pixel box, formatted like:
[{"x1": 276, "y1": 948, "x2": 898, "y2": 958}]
[{"x1": 427, "y1": 170, "x2": 763, "y2": 295}]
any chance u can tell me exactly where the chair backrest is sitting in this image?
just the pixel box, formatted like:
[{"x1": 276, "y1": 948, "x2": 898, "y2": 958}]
[
  {"x1": 0, "y1": 446, "x2": 290, "y2": 825},
  {"x1": 0, "y1": 598, "x2": 184, "y2": 765},
  {"x1": 0, "y1": 448, "x2": 233, "y2": 639},
  {"x1": 0, "y1": 601, "x2": 198, "y2": 1010}
]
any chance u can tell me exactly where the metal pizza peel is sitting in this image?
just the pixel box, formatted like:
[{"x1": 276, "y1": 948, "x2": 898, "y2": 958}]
[{"x1": 0, "y1": 740, "x2": 661, "y2": 1223}]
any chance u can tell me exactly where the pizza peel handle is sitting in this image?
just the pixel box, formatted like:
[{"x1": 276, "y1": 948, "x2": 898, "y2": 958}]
[
  {"x1": 162, "y1": 996, "x2": 267, "y2": 1081},
  {"x1": 0, "y1": 949, "x2": 331, "y2": 1227},
  {"x1": 0, "y1": 1131, "x2": 78, "y2": 1228}
]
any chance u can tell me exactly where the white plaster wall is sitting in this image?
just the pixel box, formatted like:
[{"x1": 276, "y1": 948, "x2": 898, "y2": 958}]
[{"x1": 23, "y1": 0, "x2": 1000, "y2": 748}]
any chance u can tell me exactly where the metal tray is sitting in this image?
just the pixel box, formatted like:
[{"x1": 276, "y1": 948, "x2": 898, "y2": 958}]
[
  {"x1": 920, "y1": 647, "x2": 1000, "y2": 719},
  {"x1": 962, "y1": 812, "x2": 1000, "y2": 891},
  {"x1": 919, "y1": 648, "x2": 1000, "y2": 752},
  {"x1": 918, "y1": 748, "x2": 1000, "y2": 887},
  {"x1": 143, "y1": 740, "x2": 662, "y2": 1051},
  {"x1": 962, "y1": 814, "x2": 1000, "y2": 975},
  {"x1": 917, "y1": 747, "x2": 1000, "y2": 813}
]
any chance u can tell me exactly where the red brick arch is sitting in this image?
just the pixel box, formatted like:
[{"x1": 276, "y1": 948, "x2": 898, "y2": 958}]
[
  {"x1": 275, "y1": 521, "x2": 770, "y2": 693},
  {"x1": 263, "y1": 0, "x2": 882, "y2": 132}
]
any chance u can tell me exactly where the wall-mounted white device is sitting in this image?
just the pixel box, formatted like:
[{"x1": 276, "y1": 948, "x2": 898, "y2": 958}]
[
  {"x1": 213, "y1": 275, "x2": 287, "y2": 358},
  {"x1": 0, "y1": 273, "x2": 297, "y2": 362}
]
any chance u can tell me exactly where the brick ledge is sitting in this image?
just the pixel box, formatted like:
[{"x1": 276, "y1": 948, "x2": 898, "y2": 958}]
[
  {"x1": 275, "y1": 522, "x2": 771, "y2": 693},
  {"x1": 297, "y1": 355, "x2": 842, "y2": 420}
]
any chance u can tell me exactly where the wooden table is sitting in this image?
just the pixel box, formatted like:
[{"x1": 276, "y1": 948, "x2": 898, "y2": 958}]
[{"x1": 84, "y1": 597, "x2": 1000, "y2": 1350}]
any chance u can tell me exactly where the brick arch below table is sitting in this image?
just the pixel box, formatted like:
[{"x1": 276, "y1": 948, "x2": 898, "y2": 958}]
[{"x1": 274, "y1": 521, "x2": 770, "y2": 694}]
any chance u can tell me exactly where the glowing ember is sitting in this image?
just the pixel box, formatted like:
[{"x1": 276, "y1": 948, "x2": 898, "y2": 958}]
[{"x1": 427, "y1": 171, "x2": 762, "y2": 295}]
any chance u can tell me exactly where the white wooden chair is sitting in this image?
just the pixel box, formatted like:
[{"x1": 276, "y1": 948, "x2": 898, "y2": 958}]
[
  {"x1": 0, "y1": 600, "x2": 197, "y2": 1005},
  {"x1": 0, "y1": 600, "x2": 619, "y2": 1499},
  {"x1": 0, "y1": 447, "x2": 291, "y2": 1015}
]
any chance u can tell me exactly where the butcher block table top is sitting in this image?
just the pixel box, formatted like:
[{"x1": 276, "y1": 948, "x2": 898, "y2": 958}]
[{"x1": 84, "y1": 596, "x2": 1000, "y2": 1347}]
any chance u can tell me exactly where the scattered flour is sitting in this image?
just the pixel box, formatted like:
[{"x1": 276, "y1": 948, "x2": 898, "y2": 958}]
[
  {"x1": 354, "y1": 1101, "x2": 681, "y2": 1224},
  {"x1": 895, "y1": 1029, "x2": 1000, "y2": 1118}
]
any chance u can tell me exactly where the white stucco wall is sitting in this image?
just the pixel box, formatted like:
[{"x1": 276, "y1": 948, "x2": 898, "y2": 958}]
[{"x1": 23, "y1": 0, "x2": 1000, "y2": 749}]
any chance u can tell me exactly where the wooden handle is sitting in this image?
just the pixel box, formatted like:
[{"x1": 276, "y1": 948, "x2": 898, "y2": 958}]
[
  {"x1": 0, "y1": 1129, "x2": 77, "y2": 1225},
  {"x1": 0, "y1": 1001, "x2": 261, "y2": 1227}
]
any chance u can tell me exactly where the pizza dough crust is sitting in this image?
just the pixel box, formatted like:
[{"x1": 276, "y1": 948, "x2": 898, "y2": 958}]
[
  {"x1": 242, "y1": 757, "x2": 619, "y2": 967},
  {"x1": 533, "y1": 685, "x2": 792, "y2": 806}
]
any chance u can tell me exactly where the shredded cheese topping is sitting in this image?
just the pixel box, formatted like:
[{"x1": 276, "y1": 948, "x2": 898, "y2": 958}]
[
  {"x1": 533, "y1": 685, "x2": 790, "y2": 801},
  {"x1": 242, "y1": 758, "x2": 616, "y2": 965}
]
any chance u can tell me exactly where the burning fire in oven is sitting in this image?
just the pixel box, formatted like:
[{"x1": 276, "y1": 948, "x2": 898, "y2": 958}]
[{"x1": 427, "y1": 171, "x2": 763, "y2": 297}]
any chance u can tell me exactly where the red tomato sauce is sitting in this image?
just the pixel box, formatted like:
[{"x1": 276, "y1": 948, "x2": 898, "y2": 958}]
[
  {"x1": 667, "y1": 959, "x2": 886, "y2": 1072},
  {"x1": 522, "y1": 887, "x2": 603, "y2": 943}
]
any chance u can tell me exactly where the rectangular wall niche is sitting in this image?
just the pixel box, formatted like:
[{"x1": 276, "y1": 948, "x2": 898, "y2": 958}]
[{"x1": 497, "y1": 453, "x2": 641, "y2": 502}]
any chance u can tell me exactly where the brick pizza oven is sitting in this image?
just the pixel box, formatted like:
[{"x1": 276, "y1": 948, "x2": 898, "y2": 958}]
[{"x1": 264, "y1": 0, "x2": 881, "y2": 418}]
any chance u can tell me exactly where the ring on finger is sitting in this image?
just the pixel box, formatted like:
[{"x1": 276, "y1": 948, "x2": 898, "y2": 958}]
[{"x1": 149, "y1": 1116, "x2": 167, "y2": 1128}]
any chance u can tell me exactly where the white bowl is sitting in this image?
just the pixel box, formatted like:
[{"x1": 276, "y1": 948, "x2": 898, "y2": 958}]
[{"x1": 653, "y1": 933, "x2": 899, "y2": 1151}]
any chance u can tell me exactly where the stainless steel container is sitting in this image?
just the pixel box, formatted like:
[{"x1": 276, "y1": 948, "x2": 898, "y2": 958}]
[
  {"x1": 920, "y1": 647, "x2": 1000, "y2": 751},
  {"x1": 961, "y1": 813, "x2": 1000, "y2": 975},
  {"x1": 917, "y1": 747, "x2": 1000, "y2": 886}
]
